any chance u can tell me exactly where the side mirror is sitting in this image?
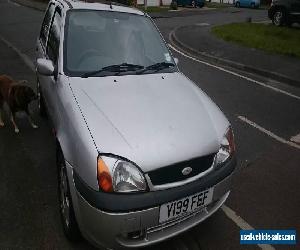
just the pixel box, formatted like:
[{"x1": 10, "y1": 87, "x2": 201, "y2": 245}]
[
  {"x1": 37, "y1": 58, "x2": 54, "y2": 76},
  {"x1": 174, "y1": 58, "x2": 179, "y2": 65}
]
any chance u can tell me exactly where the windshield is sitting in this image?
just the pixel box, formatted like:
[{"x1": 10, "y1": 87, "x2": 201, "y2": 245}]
[{"x1": 64, "y1": 10, "x2": 176, "y2": 77}]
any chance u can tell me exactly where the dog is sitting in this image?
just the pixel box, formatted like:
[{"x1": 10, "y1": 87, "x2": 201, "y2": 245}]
[{"x1": 0, "y1": 75, "x2": 38, "y2": 133}]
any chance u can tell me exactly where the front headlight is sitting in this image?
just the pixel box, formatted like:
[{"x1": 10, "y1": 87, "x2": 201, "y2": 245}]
[
  {"x1": 97, "y1": 156, "x2": 147, "y2": 193},
  {"x1": 113, "y1": 161, "x2": 147, "y2": 192},
  {"x1": 214, "y1": 127, "x2": 235, "y2": 166}
]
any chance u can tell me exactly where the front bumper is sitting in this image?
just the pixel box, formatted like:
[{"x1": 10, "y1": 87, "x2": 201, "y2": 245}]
[{"x1": 68, "y1": 157, "x2": 236, "y2": 249}]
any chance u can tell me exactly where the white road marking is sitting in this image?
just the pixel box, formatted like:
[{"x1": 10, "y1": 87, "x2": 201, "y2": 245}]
[
  {"x1": 168, "y1": 43, "x2": 300, "y2": 101},
  {"x1": 222, "y1": 205, "x2": 275, "y2": 250},
  {"x1": 195, "y1": 22, "x2": 210, "y2": 26},
  {"x1": 0, "y1": 35, "x2": 35, "y2": 72},
  {"x1": 238, "y1": 116, "x2": 300, "y2": 150},
  {"x1": 290, "y1": 133, "x2": 300, "y2": 144}
]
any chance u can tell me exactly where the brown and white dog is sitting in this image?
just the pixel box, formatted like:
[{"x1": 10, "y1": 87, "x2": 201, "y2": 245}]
[{"x1": 0, "y1": 75, "x2": 38, "y2": 133}]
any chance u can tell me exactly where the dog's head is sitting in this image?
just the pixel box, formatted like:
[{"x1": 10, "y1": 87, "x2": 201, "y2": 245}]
[
  {"x1": 11, "y1": 83, "x2": 38, "y2": 105},
  {"x1": 23, "y1": 85, "x2": 38, "y2": 103}
]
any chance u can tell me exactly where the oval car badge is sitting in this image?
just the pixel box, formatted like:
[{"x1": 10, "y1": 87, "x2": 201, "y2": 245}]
[{"x1": 182, "y1": 167, "x2": 193, "y2": 176}]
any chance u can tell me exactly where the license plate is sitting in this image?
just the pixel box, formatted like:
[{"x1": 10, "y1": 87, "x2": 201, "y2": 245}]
[{"x1": 159, "y1": 188, "x2": 214, "y2": 224}]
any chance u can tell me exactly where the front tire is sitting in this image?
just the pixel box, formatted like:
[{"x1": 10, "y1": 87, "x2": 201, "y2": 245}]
[
  {"x1": 57, "y1": 145, "x2": 81, "y2": 241},
  {"x1": 272, "y1": 9, "x2": 285, "y2": 26}
]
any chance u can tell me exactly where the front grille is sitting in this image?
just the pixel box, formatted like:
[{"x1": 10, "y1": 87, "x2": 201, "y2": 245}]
[{"x1": 147, "y1": 154, "x2": 215, "y2": 186}]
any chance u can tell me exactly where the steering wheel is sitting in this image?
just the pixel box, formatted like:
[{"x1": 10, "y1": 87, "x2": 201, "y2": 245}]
[{"x1": 76, "y1": 49, "x2": 103, "y2": 67}]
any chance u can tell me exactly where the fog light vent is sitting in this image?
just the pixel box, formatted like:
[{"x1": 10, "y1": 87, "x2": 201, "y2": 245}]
[{"x1": 127, "y1": 229, "x2": 146, "y2": 240}]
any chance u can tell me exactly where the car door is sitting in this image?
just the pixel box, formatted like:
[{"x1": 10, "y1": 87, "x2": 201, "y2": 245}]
[
  {"x1": 44, "y1": 6, "x2": 63, "y2": 128},
  {"x1": 36, "y1": 2, "x2": 56, "y2": 112}
]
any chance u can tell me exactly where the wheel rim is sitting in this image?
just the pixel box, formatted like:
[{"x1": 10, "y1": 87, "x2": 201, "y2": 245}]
[
  {"x1": 274, "y1": 11, "x2": 283, "y2": 26},
  {"x1": 60, "y1": 166, "x2": 70, "y2": 227}
]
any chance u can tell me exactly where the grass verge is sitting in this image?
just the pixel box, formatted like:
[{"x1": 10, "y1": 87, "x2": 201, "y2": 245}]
[{"x1": 212, "y1": 23, "x2": 300, "y2": 58}]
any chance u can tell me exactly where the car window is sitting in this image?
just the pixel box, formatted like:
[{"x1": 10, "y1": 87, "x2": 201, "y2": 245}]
[
  {"x1": 40, "y1": 3, "x2": 55, "y2": 47},
  {"x1": 64, "y1": 10, "x2": 175, "y2": 76},
  {"x1": 47, "y1": 7, "x2": 62, "y2": 64}
]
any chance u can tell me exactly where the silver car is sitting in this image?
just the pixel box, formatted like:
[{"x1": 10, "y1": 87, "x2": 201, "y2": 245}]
[{"x1": 36, "y1": 0, "x2": 236, "y2": 249}]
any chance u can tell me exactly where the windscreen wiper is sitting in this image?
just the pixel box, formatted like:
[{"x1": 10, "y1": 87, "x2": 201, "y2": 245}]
[
  {"x1": 81, "y1": 63, "x2": 144, "y2": 78},
  {"x1": 136, "y1": 62, "x2": 175, "y2": 75}
]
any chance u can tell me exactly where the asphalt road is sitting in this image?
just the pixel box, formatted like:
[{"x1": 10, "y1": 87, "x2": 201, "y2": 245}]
[{"x1": 0, "y1": 1, "x2": 299, "y2": 250}]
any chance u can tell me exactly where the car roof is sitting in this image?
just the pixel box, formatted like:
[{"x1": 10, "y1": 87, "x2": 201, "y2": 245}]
[{"x1": 55, "y1": 0, "x2": 145, "y2": 16}]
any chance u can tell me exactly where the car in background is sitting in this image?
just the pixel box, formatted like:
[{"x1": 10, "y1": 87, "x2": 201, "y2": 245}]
[
  {"x1": 234, "y1": 0, "x2": 260, "y2": 8},
  {"x1": 268, "y1": 0, "x2": 300, "y2": 26},
  {"x1": 36, "y1": 0, "x2": 237, "y2": 249},
  {"x1": 176, "y1": 0, "x2": 205, "y2": 8}
]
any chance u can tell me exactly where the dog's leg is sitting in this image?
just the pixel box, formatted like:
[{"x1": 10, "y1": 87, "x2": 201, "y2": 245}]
[
  {"x1": 11, "y1": 113, "x2": 19, "y2": 133},
  {"x1": 28, "y1": 116, "x2": 38, "y2": 129},
  {"x1": 25, "y1": 109, "x2": 38, "y2": 129}
]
